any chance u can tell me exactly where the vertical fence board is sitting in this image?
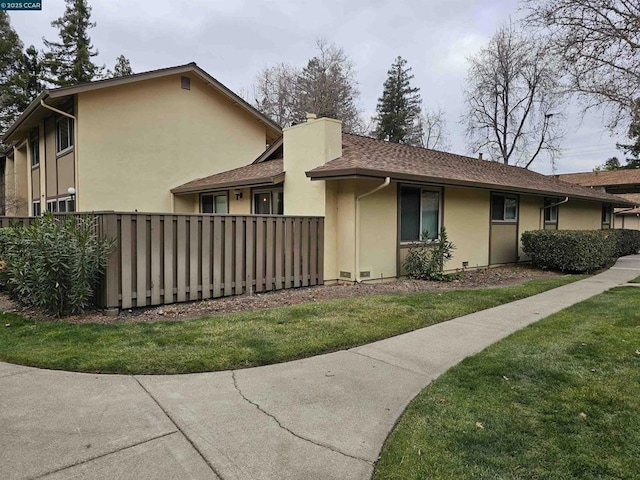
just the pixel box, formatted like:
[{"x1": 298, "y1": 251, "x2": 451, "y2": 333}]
[
  {"x1": 284, "y1": 218, "x2": 294, "y2": 289},
  {"x1": 103, "y1": 214, "x2": 120, "y2": 308},
  {"x1": 176, "y1": 216, "x2": 187, "y2": 302},
  {"x1": 310, "y1": 219, "x2": 318, "y2": 286},
  {"x1": 245, "y1": 217, "x2": 255, "y2": 295},
  {"x1": 189, "y1": 217, "x2": 199, "y2": 301},
  {"x1": 136, "y1": 215, "x2": 148, "y2": 307},
  {"x1": 302, "y1": 219, "x2": 310, "y2": 287},
  {"x1": 293, "y1": 218, "x2": 302, "y2": 288},
  {"x1": 235, "y1": 218, "x2": 244, "y2": 294},
  {"x1": 163, "y1": 216, "x2": 174, "y2": 304},
  {"x1": 255, "y1": 217, "x2": 265, "y2": 293},
  {"x1": 317, "y1": 218, "x2": 324, "y2": 285},
  {"x1": 212, "y1": 216, "x2": 223, "y2": 298},
  {"x1": 201, "y1": 217, "x2": 212, "y2": 299},
  {"x1": 120, "y1": 214, "x2": 133, "y2": 309},
  {"x1": 223, "y1": 217, "x2": 234, "y2": 296},
  {"x1": 265, "y1": 217, "x2": 275, "y2": 292},
  {"x1": 150, "y1": 216, "x2": 162, "y2": 305},
  {"x1": 274, "y1": 218, "x2": 284, "y2": 290}
]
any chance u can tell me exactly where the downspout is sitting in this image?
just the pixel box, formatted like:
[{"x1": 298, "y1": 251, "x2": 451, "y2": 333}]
[
  {"x1": 40, "y1": 100, "x2": 78, "y2": 209},
  {"x1": 355, "y1": 177, "x2": 391, "y2": 283},
  {"x1": 540, "y1": 197, "x2": 568, "y2": 229}
]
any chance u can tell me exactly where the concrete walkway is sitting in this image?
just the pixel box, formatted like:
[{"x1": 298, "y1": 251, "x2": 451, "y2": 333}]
[{"x1": 2, "y1": 255, "x2": 639, "y2": 480}]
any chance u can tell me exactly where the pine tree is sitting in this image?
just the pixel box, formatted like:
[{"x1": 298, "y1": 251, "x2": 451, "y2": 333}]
[
  {"x1": 0, "y1": 11, "x2": 27, "y2": 136},
  {"x1": 373, "y1": 56, "x2": 423, "y2": 146},
  {"x1": 12, "y1": 46, "x2": 45, "y2": 110},
  {"x1": 107, "y1": 55, "x2": 133, "y2": 78},
  {"x1": 43, "y1": 0, "x2": 104, "y2": 86}
]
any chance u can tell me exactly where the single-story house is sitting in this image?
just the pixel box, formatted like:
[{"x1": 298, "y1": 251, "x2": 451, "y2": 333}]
[
  {"x1": 172, "y1": 115, "x2": 636, "y2": 282},
  {"x1": 1, "y1": 63, "x2": 281, "y2": 216},
  {"x1": 558, "y1": 170, "x2": 640, "y2": 230}
]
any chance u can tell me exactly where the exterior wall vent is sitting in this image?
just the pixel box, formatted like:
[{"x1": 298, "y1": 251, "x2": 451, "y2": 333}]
[
  {"x1": 359, "y1": 271, "x2": 371, "y2": 278},
  {"x1": 181, "y1": 76, "x2": 191, "y2": 90},
  {"x1": 340, "y1": 271, "x2": 351, "y2": 279}
]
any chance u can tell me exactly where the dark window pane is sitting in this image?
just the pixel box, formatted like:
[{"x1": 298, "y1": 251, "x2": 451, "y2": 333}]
[
  {"x1": 491, "y1": 195, "x2": 504, "y2": 221},
  {"x1": 421, "y1": 190, "x2": 439, "y2": 239},
  {"x1": 400, "y1": 187, "x2": 420, "y2": 242},
  {"x1": 504, "y1": 198, "x2": 517, "y2": 220},
  {"x1": 201, "y1": 195, "x2": 214, "y2": 213},
  {"x1": 214, "y1": 195, "x2": 228, "y2": 214},
  {"x1": 275, "y1": 191, "x2": 284, "y2": 215},
  {"x1": 254, "y1": 192, "x2": 271, "y2": 214}
]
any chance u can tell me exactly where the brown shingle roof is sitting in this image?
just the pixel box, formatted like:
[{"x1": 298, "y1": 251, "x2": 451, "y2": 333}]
[
  {"x1": 306, "y1": 134, "x2": 635, "y2": 206},
  {"x1": 172, "y1": 159, "x2": 283, "y2": 194},
  {"x1": 557, "y1": 169, "x2": 640, "y2": 187},
  {"x1": 614, "y1": 193, "x2": 640, "y2": 214}
]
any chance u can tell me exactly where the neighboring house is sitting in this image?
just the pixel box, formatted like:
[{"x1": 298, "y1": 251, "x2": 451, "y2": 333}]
[
  {"x1": 1, "y1": 63, "x2": 281, "y2": 216},
  {"x1": 558, "y1": 170, "x2": 640, "y2": 230},
  {"x1": 172, "y1": 116, "x2": 635, "y2": 282}
]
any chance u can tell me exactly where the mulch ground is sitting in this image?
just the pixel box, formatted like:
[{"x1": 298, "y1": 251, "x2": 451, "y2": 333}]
[{"x1": 0, "y1": 265, "x2": 563, "y2": 324}]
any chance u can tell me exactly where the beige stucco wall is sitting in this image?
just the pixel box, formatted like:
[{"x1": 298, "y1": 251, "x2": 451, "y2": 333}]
[
  {"x1": 335, "y1": 181, "x2": 356, "y2": 281},
  {"x1": 615, "y1": 214, "x2": 640, "y2": 230},
  {"x1": 443, "y1": 187, "x2": 490, "y2": 269},
  {"x1": 357, "y1": 180, "x2": 397, "y2": 281},
  {"x1": 229, "y1": 189, "x2": 251, "y2": 214},
  {"x1": 56, "y1": 152, "x2": 75, "y2": 197},
  {"x1": 518, "y1": 195, "x2": 544, "y2": 260},
  {"x1": 557, "y1": 200, "x2": 602, "y2": 230},
  {"x1": 77, "y1": 73, "x2": 269, "y2": 212}
]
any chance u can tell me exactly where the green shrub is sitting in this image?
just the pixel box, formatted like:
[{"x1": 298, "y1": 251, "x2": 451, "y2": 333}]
[
  {"x1": 521, "y1": 230, "x2": 617, "y2": 273},
  {"x1": 2, "y1": 214, "x2": 115, "y2": 316},
  {"x1": 403, "y1": 228, "x2": 456, "y2": 280},
  {"x1": 610, "y1": 229, "x2": 640, "y2": 257}
]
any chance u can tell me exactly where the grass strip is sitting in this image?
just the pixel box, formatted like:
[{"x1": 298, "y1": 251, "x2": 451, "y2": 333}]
[
  {"x1": 0, "y1": 276, "x2": 580, "y2": 374},
  {"x1": 374, "y1": 286, "x2": 640, "y2": 480}
]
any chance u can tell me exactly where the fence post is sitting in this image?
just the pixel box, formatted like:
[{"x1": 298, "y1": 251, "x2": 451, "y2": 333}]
[{"x1": 102, "y1": 214, "x2": 121, "y2": 309}]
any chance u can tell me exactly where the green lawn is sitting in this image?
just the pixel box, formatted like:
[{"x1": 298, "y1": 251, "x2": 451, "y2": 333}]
[
  {"x1": 629, "y1": 276, "x2": 640, "y2": 283},
  {"x1": 0, "y1": 276, "x2": 580, "y2": 374},
  {"x1": 374, "y1": 286, "x2": 640, "y2": 480}
]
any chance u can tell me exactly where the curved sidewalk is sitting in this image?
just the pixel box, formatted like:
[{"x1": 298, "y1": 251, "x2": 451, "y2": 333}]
[{"x1": 2, "y1": 255, "x2": 639, "y2": 480}]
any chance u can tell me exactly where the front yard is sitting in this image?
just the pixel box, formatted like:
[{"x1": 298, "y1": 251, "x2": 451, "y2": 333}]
[
  {"x1": 0, "y1": 274, "x2": 579, "y2": 374},
  {"x1": 374, "y1": 286, "x2": 640, "y2": 479}
]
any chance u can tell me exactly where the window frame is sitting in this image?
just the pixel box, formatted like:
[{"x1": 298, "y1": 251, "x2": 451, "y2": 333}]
[
  {"x1": 602, "y1": 204, "x2": 612, "y2": 229},
  {"x1": 491, "y1": 193, "x2": 519, "y2": 223},
  {"x1": 200, "y1": 192, "x2": 229, "y2": 214},
  {"x1": 544, "y1": 198, "x2": 559, "y2": 224},
  {"x1": 57, "y1": 196, "x2": 75, "y2": 213},
  {"x1": 56, "y1": 116, "x2": 74, "y2": 155},
  {"x1": 399, "y1": 185, "x2": 443, "y2": 244},
  {"x1": 46, "y1": 200, "x2": 58, "y2": 213},
  {"x1": 30, "y1": 129, "x2": 40, "y2": 168},
  {"x1": 32, "y1": 200, "x2": 41, "y2": 217},
  {"x1": 252, "y1": 188, "x2": 284, "y2": 215}
]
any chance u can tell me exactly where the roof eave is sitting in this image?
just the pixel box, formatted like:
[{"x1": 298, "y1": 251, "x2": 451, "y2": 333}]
[
  {"x1": 306, "y1": 168, "x2": 635, "y2": 206},
  {"x1": 172, "y1": 172, "x2": 285, "y2": 195},
  {"x1": 2, "y1": 90, "x2": 50, "y2": 143}
]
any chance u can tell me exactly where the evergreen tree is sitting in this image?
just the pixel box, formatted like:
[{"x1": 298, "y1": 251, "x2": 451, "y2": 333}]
[
  {"x1": 293, "y1": 40, "x2": 363, "y2": 133},
  {"x1": 43, "y1": 0, "x2": 104, "y2": 86},
  {"x1": 111, "y1": 55, "x2": 133, "y2": 77},
  {"x1": 13, "y1": 46, "x2": 45, "y2": 110},
  {"x1": 0, "y1": 11, "x2": 26, "y2": 136},
  {"x1": 373, "y1": 56, "x2": 423, "y2": 146}
]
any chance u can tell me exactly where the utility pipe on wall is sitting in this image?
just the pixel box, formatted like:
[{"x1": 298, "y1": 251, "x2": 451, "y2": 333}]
[
  {"x1": 539, "y1": 196, "x2": 568, "y2": 229},
  {"x1": 355, "y1": 177, "x2": 391, "y2": 283},
  {"x1": 41, "y1": 100, "x2": 79, "y2": 209}
]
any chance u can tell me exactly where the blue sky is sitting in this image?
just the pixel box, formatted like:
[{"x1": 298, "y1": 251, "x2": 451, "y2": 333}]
[{"x1": 7, "y1": 0, "x2": 627, "y2": 174}]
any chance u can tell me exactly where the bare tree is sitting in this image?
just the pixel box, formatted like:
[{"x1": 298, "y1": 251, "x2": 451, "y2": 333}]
[
  {"x1": 523, "y1": 0, "x2": 640, "y2": 128},
  {"x1": 463, "y1": 22, "x2": 564, "y2": 168},
  {"x1": 251, "y1": 62, "x2": 299, "y2": 128},
  {"x1": 419, "y1": 106, "x2": 451, "y2": 150},
  {"x1": 294, "y1": 39, "x2": 364, "y2": 133}
]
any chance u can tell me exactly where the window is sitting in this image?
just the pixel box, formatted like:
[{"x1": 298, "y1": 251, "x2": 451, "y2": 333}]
[
  {"x1": 56, "y1": 197, "x2": 75, "y2": 213},
  {"x1": 30, "y1": 130, "x2": 39, "y2": 167},
  {"x1": 400, "y1": 186, "x2": 441, "y2": 242},
  {"x1": 544, "y1": 198, "x2": 558, "y2": 223},
  {"x1": 46, "y1": 200, "x2": 58, "y2": 213},
  {"x1": 253, "y1": 189, "x2": 283, "y2": 215},
  {"x1": 201, "y1": 193, "x2": 228, "y2": 214},
  {"x1": 491, "y1": 194, "x2": 518, "y2": 222},
  {"x1": 32, "y1": 200, "x2": 41, "y2": 216},
  {"x1": 56, "y1": 116, "x2": 74, "y2": 153},
  {"x1": 602, "y1": 204, "x2": 612, "y2": 228}
]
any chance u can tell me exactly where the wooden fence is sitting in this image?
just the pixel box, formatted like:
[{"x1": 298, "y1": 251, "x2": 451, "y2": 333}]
[{"x1": 0, "y1": 213, "x2": 324, "y2": 309}]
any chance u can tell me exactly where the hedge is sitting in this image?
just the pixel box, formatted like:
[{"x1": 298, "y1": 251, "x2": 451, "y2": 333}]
[{"x1": 521, "y1": 229, "x2": 640, "y2": 273}]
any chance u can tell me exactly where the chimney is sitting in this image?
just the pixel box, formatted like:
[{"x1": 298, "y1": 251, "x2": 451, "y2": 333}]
[{"x1": 478, "y1": 153, "x2": 483, "y2": 160}]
